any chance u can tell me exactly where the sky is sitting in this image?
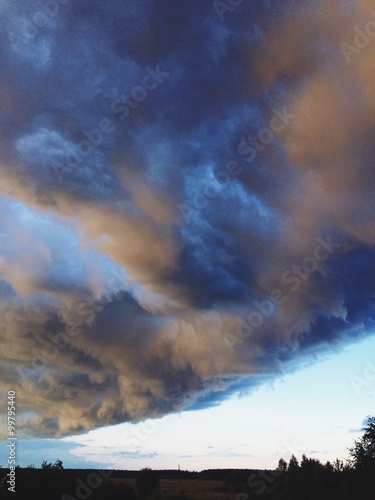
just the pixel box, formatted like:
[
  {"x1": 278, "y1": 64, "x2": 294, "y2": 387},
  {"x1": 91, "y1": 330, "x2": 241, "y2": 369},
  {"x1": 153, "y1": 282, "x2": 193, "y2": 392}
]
[{"x1": 0, "y1": 0, "x2": 375, "y2": 471}]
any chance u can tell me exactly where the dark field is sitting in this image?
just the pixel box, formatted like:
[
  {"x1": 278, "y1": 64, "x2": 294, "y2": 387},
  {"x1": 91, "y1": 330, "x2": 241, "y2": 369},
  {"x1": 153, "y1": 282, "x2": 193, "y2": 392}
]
[
  {"x1": 112, "y1": 478, "x2": 237, "y2": 499},
  {"x1": 1, "y1": 421, "x2": 375, "y2": 500}
]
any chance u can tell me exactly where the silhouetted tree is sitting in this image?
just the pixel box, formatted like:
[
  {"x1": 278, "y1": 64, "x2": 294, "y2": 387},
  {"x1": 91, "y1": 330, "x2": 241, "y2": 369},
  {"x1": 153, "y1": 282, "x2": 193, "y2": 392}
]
[
  {"x1": 52, "y1": 459, "x2": 63, "y2": 469},
  {"x1": 285, "y1": 455, "x2": 300, "y2": 500},
  {"x1": 332, "y1": 458, "x2": 345, "y2": 472},
  {"x1": 40, "y1": 459, "x2": 63, "y2": 470},
  {"x1": 136, "y1": 468, "x2": 159, "y2": 498},
  {"x1": 277, "y1": 458, "x2": 287, "y2": 472},
  {"x1": 347, "y1": 417, "x2": 375, "y2": 499},
  {"x1": 349, "y1": 416, "x2": 375, "y2": 472}
]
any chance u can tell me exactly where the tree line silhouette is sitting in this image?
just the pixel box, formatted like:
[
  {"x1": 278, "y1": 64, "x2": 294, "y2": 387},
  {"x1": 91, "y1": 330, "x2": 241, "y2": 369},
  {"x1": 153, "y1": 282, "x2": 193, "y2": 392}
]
[
  {"x1": 0, "y1": 416, "x2": 374, "y2": 499},
  {"x1": 221, "y1": 417, "x2": 375, "y2": 500}
]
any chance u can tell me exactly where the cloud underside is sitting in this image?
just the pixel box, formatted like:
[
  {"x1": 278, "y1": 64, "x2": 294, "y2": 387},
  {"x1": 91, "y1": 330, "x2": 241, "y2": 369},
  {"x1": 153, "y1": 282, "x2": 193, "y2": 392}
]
[{"x1": 0, "y1": 0, "x2": 374, "y2": 437}]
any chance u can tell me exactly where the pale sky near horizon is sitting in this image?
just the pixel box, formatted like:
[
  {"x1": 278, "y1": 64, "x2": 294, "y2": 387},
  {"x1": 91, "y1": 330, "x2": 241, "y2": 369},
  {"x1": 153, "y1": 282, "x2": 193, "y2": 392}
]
[{"x1": 2, "y1": 334, "x2": 373, "y2": 471}]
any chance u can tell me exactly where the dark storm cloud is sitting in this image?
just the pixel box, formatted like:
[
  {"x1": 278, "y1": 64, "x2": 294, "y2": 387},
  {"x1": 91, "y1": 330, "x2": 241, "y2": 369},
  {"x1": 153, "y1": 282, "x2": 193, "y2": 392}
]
[{"x1": 0, "y1": 0, "x2": 374, "y2": 436}]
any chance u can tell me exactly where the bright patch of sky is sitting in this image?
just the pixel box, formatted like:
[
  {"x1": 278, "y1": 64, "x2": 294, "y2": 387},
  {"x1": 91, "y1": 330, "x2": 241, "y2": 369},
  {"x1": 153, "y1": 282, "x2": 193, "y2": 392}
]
[{"x1": 4, "y1": 335, "x2": 373, "y2": 471}]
